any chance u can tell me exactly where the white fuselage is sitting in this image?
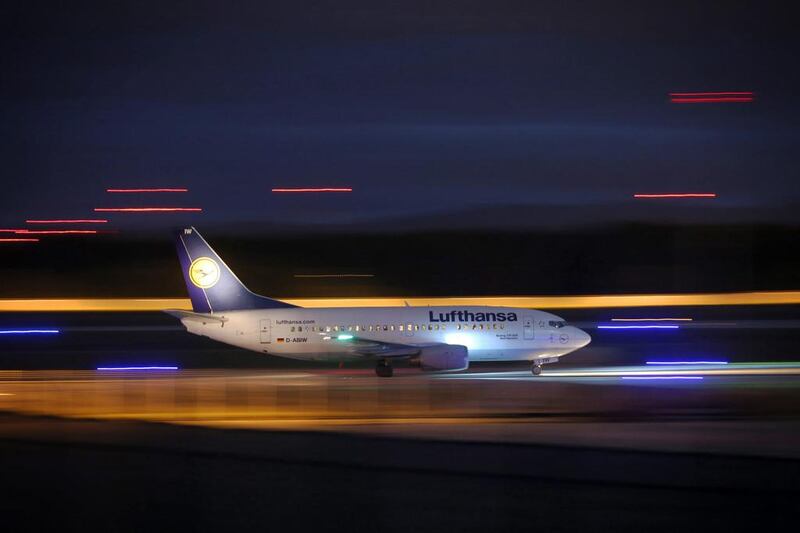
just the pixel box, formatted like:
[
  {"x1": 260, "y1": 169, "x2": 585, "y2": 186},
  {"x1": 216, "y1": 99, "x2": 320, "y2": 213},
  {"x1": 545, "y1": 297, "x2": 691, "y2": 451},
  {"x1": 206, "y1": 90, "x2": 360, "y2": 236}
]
[{"x1": 180, "y1": 306, "x2": 591, "y2": 363}]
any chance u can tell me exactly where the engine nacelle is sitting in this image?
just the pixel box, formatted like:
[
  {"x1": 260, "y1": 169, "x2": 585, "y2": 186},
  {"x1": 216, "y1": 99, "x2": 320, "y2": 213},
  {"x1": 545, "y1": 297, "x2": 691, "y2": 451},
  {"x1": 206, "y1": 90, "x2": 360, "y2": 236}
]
[{"x1": 410, "y1": 344, "x2": 469, "y2": 372}]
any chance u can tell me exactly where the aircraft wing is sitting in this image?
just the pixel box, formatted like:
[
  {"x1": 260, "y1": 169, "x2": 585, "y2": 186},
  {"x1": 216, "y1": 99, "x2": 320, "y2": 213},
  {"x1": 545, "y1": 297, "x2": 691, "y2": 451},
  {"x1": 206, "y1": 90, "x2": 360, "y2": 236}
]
[
  {"x1": 326, "y1": 335, "x2": 460, "y2": 359},
  {"x1": 332, "y1": 336, "x2": 469, "y2": 371},
  {"x1": 328, "y1": 335, "x2": 423, "y2": 358}
]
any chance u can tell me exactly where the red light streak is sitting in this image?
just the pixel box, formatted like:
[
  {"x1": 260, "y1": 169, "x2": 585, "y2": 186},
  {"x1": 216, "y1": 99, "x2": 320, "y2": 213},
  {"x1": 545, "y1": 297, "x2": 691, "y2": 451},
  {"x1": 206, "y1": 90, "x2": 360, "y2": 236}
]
[
  {"x1": 0, "y1": 229, "x2": 26, "y2": 233},
  {"x1": 94, "y1": 207, "x2": 202, "y2": 212},
  {"x1": 26, "y1": 219, "x2": 108, "y2": 224},
  {"x1": 0, "y1": 238, "x2": 39, "y2": 242},
  {"x1": 669, "y1": 92, "x2": 754, "y2": 97},
  {"x1": 671, "y1": 97, "x2": 753, "y2": 103},
  {"x1": 633, "y1": 193, "x2": 717, "y2": 199},
  {"x1": 106, "y1": 188, "x2": 188, "y2": 193},
  {"x1": 271, "y1": 188, "x2": 353, "y2": 193},
  {"x1": 15, "y1": 229, "x2": 98, "y2": 235},
  {"x1": 669, "y1": 91, "x2": 754, "y2": 104}
]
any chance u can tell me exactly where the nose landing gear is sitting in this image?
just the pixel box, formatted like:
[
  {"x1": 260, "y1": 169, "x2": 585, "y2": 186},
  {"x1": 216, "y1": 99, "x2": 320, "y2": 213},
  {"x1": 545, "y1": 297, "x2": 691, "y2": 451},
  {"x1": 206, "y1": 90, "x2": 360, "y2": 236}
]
[
  {"x1": 531, "y1": 362, "x2": 542, "y2": 376},
  {"x1": 375, "y1": 359, "x2": 393, "y2": 378}
]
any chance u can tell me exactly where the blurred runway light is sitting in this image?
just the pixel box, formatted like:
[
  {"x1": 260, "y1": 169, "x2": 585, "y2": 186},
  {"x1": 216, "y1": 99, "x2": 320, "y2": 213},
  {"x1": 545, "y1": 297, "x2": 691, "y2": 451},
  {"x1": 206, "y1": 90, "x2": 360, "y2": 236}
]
[
  {"x1": 612, "y1": 317, "x2": 692, "y2": 322},
  {"x1": 0, "y1": 229, "x2": 27, "y2": 232},
  {"x1": 94, "y1": 207, "x2": 202, "y2": 212},
  {"x1": 26, "y1": 219, "x2": 107, "y2": 224},
  {"x1": 598, "y1": 324, "x2": 680, "y2": 329},
  {"x1": 294, "y1": 274, "x2": 375, "y2": 278},
  {"x1": 0, "y1": 329, "x2": 59, "y2": 334},
  {"x1": 621, "y1": 376, "x2": 703, "y2": 380},
  {"x1": 106, "y1": 188, "x2": 188, "y2": 193},
  {"x1": 271, "y1": 187, "x2": 353, "y2": 193},
  {"x1": 646, "y1": 361, "x2": 728, "y2": 365},
  {"x1": 96, "y1": 366, "x2": 179, "y2": 371},
  {"x1": 633, "y1": 193, "x2": 717, "y2": 199},
  {"x1": 669, "y1": 91, "x2": 754, "y2": 103},
  {"x1": 0, "y1": 238, "x2": 39, "y2": 243}
]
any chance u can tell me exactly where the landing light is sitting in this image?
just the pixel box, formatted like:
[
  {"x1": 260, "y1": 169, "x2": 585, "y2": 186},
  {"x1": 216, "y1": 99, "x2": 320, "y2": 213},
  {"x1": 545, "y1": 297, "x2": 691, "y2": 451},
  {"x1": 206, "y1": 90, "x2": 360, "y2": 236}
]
[{"x1": 337, "y1": 334, "x2": 354, "y2": 340}]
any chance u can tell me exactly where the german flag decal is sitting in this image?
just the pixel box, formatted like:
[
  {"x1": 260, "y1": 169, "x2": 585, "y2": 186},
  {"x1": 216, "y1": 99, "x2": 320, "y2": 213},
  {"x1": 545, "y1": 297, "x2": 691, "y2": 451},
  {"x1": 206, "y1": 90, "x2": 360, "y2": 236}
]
[{"x1": 276, "y1": 338, "x2": 285, "y2": 343}]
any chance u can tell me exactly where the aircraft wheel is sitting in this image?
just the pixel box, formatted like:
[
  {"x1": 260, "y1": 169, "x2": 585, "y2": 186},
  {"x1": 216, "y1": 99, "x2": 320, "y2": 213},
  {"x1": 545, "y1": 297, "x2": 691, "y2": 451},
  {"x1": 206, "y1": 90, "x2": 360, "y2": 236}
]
[
  {"x1": 531, "y1": 363, "x2": 542, "y2": 376},
  {"x1": 375, "y1": 361, "x2": 394, "y2": 378}
]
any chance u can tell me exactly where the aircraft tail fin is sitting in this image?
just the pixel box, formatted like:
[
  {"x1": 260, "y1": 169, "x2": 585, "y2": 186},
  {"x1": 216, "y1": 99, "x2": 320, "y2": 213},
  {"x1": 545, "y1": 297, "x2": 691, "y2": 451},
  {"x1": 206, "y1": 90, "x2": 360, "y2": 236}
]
[{"x1": 174, "y1": 227, "x2": 298, "y2": 313}]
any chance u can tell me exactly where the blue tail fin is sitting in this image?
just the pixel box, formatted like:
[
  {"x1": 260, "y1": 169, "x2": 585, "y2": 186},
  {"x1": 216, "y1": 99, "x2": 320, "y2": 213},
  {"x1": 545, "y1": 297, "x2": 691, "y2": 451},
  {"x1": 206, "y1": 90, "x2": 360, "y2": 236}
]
[{"x1": 175, "y1": 227, "x2": 297, "y2": 313}]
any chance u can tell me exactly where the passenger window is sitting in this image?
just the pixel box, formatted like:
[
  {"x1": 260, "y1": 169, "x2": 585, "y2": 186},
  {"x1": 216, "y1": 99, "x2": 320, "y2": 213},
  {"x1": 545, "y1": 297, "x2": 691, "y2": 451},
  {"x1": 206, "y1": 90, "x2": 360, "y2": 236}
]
[{"x1": 290, "y1": 326, "x2": 295, "y2": 332}]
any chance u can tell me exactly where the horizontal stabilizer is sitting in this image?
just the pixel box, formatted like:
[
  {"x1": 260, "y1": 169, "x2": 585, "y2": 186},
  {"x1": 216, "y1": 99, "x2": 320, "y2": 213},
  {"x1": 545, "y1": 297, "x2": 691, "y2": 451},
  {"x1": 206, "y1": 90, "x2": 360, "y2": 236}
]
[{"x1": 163, "y1": 309, "x2": 229, "y2": 324}]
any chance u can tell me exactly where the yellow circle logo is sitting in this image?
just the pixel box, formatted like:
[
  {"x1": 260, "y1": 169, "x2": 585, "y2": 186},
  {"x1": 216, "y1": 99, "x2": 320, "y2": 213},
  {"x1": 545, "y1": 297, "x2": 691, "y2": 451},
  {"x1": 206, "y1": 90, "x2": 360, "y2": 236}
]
[{"x1": 189, "y1": 257, "x2": 220, "y2": 289}]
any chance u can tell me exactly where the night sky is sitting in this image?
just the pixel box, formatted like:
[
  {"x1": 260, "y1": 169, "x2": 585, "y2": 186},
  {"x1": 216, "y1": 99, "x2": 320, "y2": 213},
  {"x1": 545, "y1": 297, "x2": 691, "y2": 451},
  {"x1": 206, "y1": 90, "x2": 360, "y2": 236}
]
[{"x1": 2, "y1": 1, "x2": 798, "y2": 231}]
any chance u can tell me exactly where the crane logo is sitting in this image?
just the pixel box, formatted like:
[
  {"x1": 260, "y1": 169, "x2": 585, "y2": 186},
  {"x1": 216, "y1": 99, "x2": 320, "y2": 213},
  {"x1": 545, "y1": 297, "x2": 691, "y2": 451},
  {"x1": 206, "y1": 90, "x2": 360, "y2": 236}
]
[{"x1": 189, "y1": 257, "x2": 220, "y2": 289}]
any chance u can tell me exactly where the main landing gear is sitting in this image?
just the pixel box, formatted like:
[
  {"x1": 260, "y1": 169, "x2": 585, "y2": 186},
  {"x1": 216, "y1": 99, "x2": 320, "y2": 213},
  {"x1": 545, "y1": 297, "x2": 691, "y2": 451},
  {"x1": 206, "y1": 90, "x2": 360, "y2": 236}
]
[
  {"x1": 375, "y1": 359, "x2": 394, "y2": 378},
  {"x1": 531, "y1": 362, "x2": 542, "y2": 376}
]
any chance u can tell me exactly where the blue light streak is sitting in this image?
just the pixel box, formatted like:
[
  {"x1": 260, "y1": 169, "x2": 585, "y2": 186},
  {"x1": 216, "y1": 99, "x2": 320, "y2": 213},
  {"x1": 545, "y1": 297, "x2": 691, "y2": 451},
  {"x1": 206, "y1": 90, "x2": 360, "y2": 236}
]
[
  {"x1": 96, "y1": 366, "x2": 179, "y2": 371},
  {"x1": 597, "y1": 325, "x2": 680, "y2": 330},
  {"x1": 0, "y1": 329, "x2": 60, "y2": 335},
  {"x1": 621, "y1": 376, "x2": 703, "y2": 380},
  {"x1": 646, "y1": 361, "x2": 728, "y2": 365}
]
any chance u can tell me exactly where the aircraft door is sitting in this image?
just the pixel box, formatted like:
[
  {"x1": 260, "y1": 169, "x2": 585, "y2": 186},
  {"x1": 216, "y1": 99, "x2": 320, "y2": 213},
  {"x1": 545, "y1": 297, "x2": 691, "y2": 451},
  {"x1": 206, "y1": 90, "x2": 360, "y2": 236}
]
[
  {"x1": 260, "y1": 319, "x2": 271, "y2": 344},
  {"x1": 523, "y1": 316, "x2": 534, "y2": 340}
]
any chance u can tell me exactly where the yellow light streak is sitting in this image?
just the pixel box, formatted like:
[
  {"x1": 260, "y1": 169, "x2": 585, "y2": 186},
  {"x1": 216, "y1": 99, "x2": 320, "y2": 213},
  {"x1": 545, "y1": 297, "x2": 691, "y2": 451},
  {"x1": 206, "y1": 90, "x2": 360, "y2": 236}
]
[{"x1": 1, "y1": 290, "x2": 799, "y2": 312}]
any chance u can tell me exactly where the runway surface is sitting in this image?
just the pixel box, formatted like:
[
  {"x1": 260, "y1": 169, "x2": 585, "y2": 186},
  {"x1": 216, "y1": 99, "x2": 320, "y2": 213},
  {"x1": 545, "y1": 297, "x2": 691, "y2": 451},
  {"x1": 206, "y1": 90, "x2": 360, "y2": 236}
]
[
  {"x1": 2, "y1": 363, "x2": 800, "y2": 458},
  {"x1": 2, "y1": 304, "x2": 800, "y2": 458},
  {"x1": 2, "y1": 306, "x2": 799, "y2": 530}
]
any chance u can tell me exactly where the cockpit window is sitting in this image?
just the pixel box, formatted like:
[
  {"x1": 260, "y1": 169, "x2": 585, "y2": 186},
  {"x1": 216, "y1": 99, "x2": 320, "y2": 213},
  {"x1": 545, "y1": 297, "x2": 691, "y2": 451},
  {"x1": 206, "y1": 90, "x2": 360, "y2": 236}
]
[{"x1": 548, "y1": 320, "x2": 567, "y2": 328}]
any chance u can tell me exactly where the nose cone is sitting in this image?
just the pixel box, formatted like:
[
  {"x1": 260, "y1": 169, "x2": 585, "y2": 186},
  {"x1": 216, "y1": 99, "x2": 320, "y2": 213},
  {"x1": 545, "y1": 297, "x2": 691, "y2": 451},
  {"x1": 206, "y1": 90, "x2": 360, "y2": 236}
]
[{"x1": 570, "y1": 326, "x2": 592, "y2": 348}]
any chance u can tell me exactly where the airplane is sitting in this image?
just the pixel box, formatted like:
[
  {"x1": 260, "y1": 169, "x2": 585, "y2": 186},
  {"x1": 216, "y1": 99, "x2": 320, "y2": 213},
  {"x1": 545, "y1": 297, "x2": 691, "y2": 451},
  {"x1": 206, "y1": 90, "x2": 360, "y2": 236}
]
[{"x1": 166, "y1": 227, "x2": 592, "y2": 377}]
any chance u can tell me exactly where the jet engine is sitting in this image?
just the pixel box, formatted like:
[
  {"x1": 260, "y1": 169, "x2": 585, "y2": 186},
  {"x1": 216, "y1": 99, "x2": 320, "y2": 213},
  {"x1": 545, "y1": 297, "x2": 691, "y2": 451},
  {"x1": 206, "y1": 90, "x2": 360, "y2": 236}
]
[{"x1": 410, "y1": 344, "x2": 469, "y2": 372}]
